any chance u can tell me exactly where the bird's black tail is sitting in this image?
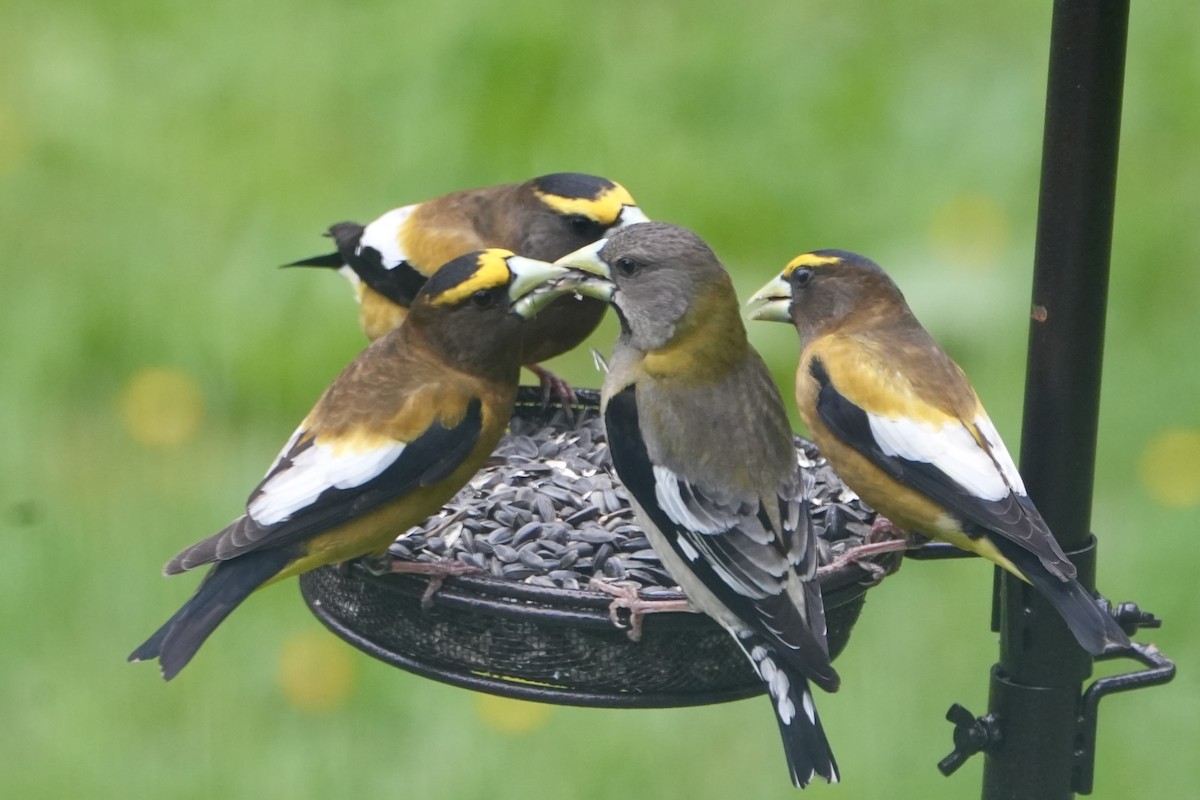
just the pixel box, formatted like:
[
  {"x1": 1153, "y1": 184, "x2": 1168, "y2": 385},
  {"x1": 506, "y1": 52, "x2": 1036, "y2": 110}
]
[
  {"x1": 739, "y1": 636, "x2": 839, "y2": 788},
  {"x1": 129, "y1": 549, "x2": 291, "y2": 680},
  {"x1": 991, "y1": 536, "x2": 1130, "y2": 655},
  {"x1": 284, "y1": 221, "x2": 365, "y2": 269}
]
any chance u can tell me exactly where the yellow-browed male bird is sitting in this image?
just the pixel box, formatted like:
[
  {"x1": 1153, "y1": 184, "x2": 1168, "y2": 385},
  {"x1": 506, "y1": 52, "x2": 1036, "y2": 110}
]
[
  {"x1": 552, "y1": 223, "x2": 840, "y2": 788},
  {"x1": 287, "y1": 173, "x2": 649, "y2": 399},
  {"x1": 749, "y1": 250, "x2": 1130, "y2": 656},
  {"x1": 129, "y1": 250, "x2": 566, "y2": 680}
]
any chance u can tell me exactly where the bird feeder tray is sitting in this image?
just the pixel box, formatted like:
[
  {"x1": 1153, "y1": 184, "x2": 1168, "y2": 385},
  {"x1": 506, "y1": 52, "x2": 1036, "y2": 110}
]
[{"x1": 300, "y1": 387, "x2": 899, "y2": 708}]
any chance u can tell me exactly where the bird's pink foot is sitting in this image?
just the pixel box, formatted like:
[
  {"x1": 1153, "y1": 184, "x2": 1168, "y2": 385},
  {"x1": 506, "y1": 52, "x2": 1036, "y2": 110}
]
[
  {"x1": 866, "y1": 515, "x2": 905, "y2": 543},
  {"x1": 588, "y1": 578, "x2": 693, "y2": 641},
  {"x1": 526, "y1": 363, "x2": 577, "y2": 412},
  {"x1": 348, "y1": 552, "x2": 394, "y2": 576},
  {"x1": 816, "y1": 534, "x2": 907, "y2": 578},
  {"x1": 388, "y1": 559, "x2": 483, "y2": 610}
]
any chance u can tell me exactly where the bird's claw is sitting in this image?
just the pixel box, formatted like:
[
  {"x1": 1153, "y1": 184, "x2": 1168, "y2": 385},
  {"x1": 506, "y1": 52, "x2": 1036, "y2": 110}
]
[
  {"x1": 388, "y1": 559, "x2": 484, "y2": 610},
  {"x1": 587, "y1": 578, "x2": 693, "y2": 641},
  {"x1": 527, "y1": 364, "x2": 577, "y2": 416},
  {"x1": 350, "y1": 552, "x2": 395, "y2": 576},
  {"x1": 866, "y1": 515, "x2": 904, "y2": 543},
  {"x1": 817, "y1": 535, "x2": 909, "y2": 581}
]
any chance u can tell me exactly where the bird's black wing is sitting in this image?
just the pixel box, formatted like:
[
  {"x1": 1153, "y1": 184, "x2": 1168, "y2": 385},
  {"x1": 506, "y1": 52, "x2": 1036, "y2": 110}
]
[
  {"x1": 605, "y1": 385, "x2": 837, "y2": 691},
  {"x1": 346, "y1": 246, "x2": 428, "y2": 308},
  {"x1": 166, "y1": 399, "x2": 483, "y2": 573},
  {"x1": 809, "y1": 357, "x2": 1073, "y2": 578}
]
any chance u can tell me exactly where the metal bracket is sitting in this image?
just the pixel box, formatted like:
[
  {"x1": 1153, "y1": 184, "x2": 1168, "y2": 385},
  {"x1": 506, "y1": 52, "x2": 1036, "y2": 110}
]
[
  {"x1": 1108, "y1": 600, "x2": 1162, "y2": 636},
  {"x1": 939, "y1": 703, "x2": 1003, "y2": 775},
  {"x1": 939, "y1": 599, "x2": 1172, "y2": 790},
  {"x1": 1073, "y1": 640, "x2": 1176, "y2": 794}
]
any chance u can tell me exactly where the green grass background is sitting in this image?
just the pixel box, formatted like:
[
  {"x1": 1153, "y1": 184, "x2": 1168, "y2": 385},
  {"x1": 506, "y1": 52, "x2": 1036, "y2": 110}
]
[{"x1": 2, "y1": 1, "x2": 1196, "y2": 797}]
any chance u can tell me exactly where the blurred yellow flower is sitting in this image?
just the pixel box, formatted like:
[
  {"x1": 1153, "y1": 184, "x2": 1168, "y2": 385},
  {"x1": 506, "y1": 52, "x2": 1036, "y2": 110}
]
[
  {"x1": 118, "y1": 367, "x2": 204, "y2": 447},
  {"x1": 929, "y1": 193, "x2": 1011, "y2": 270},
  {"x1": 278, "y1": 629, "x2": 357, "y2": 713},
  {"x1": 1139, "y1": 428, "x2": 1200, "y2": 509},
  {"x1": 0, "y1": 101, "x2": 29, "y2": 178},
  {"x1": 474, "y1": 694, "x2": 554, "y2": 734}
]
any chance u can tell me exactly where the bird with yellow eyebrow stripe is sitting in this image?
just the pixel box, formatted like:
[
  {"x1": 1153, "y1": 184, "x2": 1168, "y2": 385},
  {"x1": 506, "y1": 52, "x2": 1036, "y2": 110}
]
[
  {"x1": 749, "y1": 250, "x2": 1130, "y2": 656},
  {"x1": 287, "y1": 173, "x2": 649, "y2": 402},
  {"x1": 129, "y1": 250, "x2": 568, "y2": 680}
]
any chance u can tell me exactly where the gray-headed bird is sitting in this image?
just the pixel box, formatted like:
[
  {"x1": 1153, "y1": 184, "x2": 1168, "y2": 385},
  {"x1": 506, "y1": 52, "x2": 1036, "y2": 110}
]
[
  {"x1": 287, "y1": 173, "x2": 649, "y2": 401},
  {"x1": 552, "y1": 223, "x2": 840, "y2": 788},
  {"x1": 130, "y1": 250, "x2": 566, "y2": 680},
  {"x1": 749, "y1": 249, "x2": 1130, "y2": 656}
]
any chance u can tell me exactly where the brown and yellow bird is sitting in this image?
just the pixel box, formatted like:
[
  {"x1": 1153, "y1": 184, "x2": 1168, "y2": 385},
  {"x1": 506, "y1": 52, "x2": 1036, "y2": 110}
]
[
  {"x1": 749, "y1": 250, "x2": 1130, "y2": 655},
  {"x1": 130, "y1": 250, "x2": 566, "y2": 680},
  {"x1": 287, "y1": 173, "x2": 649, "y2": 400}
]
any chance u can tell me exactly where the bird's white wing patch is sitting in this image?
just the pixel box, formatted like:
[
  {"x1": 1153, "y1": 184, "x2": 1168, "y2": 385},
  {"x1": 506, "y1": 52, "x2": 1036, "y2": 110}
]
[
  {"x1": 973, "y1": 413, "x2": 1027, "y2": 495},
  {"x1": 868, "y1": 414, "x2": 1009, "y2": 501},
  {"x1": 248, "y1": 436, "x2": 406, "y2": 526},
  {"x1": 359, "y1": 205, "x2": 415, "y2": 270},
  {"x1": 262, "y1": 426, "x2": 306, "y2": 479},
  {"x1": 650, "y1": 465, "x2": 784, "y2": 600},
  {"x1": 653, "y1": 465, "x2": 735, "y2": 535}
]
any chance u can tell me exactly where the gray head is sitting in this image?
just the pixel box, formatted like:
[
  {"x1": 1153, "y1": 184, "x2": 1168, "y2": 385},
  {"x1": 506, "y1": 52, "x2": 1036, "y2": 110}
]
[{"x1": 553, "y1": 221, "x2": 740, "y2": 353}]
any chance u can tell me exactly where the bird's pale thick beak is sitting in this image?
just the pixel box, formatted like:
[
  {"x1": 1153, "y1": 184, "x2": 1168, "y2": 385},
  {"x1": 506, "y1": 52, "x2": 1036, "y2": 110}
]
[
  {"x1": 506, "y1": 256, "x2": 571, "y2": 319},
  {"x1": 747, "y1": 275, "x2": 794, "y2": 323},
  {"x1": 551, "y1": 240, "x2": 615, "y2": 302},
  {"x1": 610, "y1": 205, "x2": 650, "y2": 232}
]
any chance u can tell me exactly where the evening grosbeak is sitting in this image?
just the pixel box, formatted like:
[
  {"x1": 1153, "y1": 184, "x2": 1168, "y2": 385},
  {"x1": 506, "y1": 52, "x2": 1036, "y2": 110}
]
[
  {"x1": 748, "y1": 250, "x2": 1130, "y2": 656},
  {"x1": 287, "y1": 172, "x2": 649, "y2": 399},
  {"x1": 129, "y1": 250, "x2": 567, "y2": 680},
  {"x1": 552, "y1": 223, "x2": 840, "y2": 788}
]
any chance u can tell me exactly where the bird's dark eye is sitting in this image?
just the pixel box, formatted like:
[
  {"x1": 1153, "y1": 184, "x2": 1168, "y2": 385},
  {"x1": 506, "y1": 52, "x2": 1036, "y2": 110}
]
[
  {"x1": 568, "y1": 214, "x2": 604, "y2": 238},
  {"x1": 614, "y1": 256, "x2": 640, "y2": 276},
  {"x1": 792, "y1": 267, "x2": 813, "y2": 287},
  {"x1": 471, "y1": 289, "x2": 496, "y2": 308}
]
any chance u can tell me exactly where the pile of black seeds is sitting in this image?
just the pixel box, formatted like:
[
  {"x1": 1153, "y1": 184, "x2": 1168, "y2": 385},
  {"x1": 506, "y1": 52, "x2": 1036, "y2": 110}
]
[{"x1": 389, "y1": 402, "x2": 879, "y2": 593}]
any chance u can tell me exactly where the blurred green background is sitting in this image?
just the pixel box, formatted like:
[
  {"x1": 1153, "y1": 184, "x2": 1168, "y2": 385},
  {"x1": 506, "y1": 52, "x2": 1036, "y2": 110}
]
[{"x1": 2, "y1": 1, "x2": 1196, "y2": 797}]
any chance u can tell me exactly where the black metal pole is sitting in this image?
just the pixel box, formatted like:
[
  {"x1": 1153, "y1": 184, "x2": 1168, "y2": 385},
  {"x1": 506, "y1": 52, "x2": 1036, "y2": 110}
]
[{"x1": 982, "y1": 2, "x2": 1130, "y2": 799}]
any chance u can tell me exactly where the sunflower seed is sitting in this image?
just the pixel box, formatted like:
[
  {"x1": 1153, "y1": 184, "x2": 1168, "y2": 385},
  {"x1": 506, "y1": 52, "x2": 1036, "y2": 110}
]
[
  {"x1": 489, "y1": 528, "x2": 516, "y2": 547},
  {"x1": 533, "y1": 494, "x2": 557, "y2": 522},
  {"x1": 535, "y1": 539, "x2": 566, "y2": 557},
  {"x1": 579, "y1": 528, "x2": 617, "y2": 545},
  {"x1": 493, "y1": 544, "x2": 519, "y2": 563},
  {"x1": 512, "y1": 521, "x2": 543, "y2": 546},
  {"x1": 602, "y1": 558, "x2": 626, "y2": 579},
  {"x1": 558, "y1": 548, "x2": 580, "y2": 569},
  {"x1": 517, "y1": 549, "x2": 550, "y2": 570},
  {"x1": 593, "y1": 542, "x2": 616, "y2": 572},
  {"x1": 388, "y1": 398, "x2": 885, "y2": 598}
]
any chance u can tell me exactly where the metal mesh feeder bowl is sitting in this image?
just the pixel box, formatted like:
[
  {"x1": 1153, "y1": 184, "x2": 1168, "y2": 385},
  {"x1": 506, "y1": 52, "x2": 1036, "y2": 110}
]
[{"x1": 300, "y1": 387, "x2": 900, "y2": 708}]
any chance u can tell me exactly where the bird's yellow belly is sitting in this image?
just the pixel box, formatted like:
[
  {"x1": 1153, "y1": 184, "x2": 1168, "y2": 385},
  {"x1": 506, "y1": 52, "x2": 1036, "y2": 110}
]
[{"x1": 267, "y1": 460, "x2": 488, "y2": 584}]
